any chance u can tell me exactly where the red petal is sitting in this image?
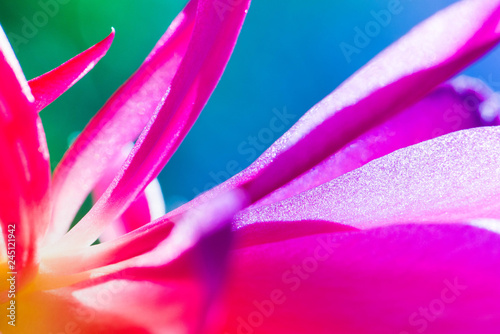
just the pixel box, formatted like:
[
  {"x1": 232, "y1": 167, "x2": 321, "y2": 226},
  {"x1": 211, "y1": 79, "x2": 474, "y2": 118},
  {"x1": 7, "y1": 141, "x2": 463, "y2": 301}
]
[
  {"x1": 47, "y1": 0, "x2": 197, "y2": 241},
  {"x1": 90, "y1": 144, "x2": 165, "y2": 242},
  {"x1": 53, "y1": 0, "x2": 252, "y2": 249},
  {"x1": 0, "y1": 28, "x2": 51, "y2": 279},
  {"x1": 39, "y1": 190, "x2": 247, "y2": 333},
  {"x1": 28, "y1": 29, "x2": 115, "y2": 112}
]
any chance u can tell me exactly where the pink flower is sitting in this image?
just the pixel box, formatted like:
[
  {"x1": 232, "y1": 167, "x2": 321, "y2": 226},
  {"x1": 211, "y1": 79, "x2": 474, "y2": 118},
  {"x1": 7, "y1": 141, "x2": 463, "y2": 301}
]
[
  {"x1": 0, "y1": 0, "x2": 251, "y2": 332},
  {"x1": 211, "y1": 1, "x2": 500, "y2": 333},
  {"x1": 1, "y1": 0, "x2": 500, "y2": 334}
]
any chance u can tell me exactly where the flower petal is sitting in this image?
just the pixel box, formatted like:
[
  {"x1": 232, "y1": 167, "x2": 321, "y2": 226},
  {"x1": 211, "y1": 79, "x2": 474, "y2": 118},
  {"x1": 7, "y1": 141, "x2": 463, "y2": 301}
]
[
  {"x1": 71, "y1": 280, "x2": 212, "y2": 334},
  {"x1": 170, "y1": 0, "x2": 500, "y2": 217},
  {"x1": 239, "y1": 0, "x2": 500, "y2": 203},
  {"x1": 47, "y1": 0, "x2": 197, "y2": 241},
  {"x1": 233, "y1": 220, "x2": 358, "y2": 249},
  {"x1": 0, "y1": 27, "x2": 50, "y2": 279},
  {"x1": 253, "y1": 76, "x2": 500, "y2": 207},
  {"x1": 39, "y1": 190, "x2": 247, "y2": 334},
  {"x1": 224, "y1": 223, "x2": 500, "y2": 334},
  {"x1": 234, "y1": 126, "x2": 500, "y2": 229},
  {"x1": 42, "y1": 189, "x2": 247, "y2": 277},
  {"x1": 99, "y1": 180, "x2": 165, "y2": 242},
  {"x1": 90, "y1": 144, "x2": 165, "y2": 242},
  {"x1": 28, "y1": 29, "x2": 115, "y2": 112},
  {"x1": 53, "y1": 0, "x2": 252, "y2": 249}
]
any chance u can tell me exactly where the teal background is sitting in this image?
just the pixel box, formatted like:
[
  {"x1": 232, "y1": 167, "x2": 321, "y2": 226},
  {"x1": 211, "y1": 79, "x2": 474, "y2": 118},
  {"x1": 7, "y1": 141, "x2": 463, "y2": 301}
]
[{"x1": 0, "y1": 0, "x2": 499, "y2": 211}]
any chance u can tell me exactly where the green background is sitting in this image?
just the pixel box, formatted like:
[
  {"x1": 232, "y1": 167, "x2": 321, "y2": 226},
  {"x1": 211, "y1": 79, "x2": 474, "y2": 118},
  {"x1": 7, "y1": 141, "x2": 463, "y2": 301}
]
[{"x1": 0, "y1": 0, "x2": 498, "y2": 212}]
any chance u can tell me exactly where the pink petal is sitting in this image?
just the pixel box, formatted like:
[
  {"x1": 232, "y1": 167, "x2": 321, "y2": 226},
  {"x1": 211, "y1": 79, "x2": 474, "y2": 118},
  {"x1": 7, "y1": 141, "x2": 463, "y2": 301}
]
[
  {"x1": 40, "y1": 190, "x2": 248, "y2": 333},
  {"x1": 47, "y1": 0, "x2": 197, "y2": 241},
  {"x1": 169, "y1": 0, "x2": 500, "y2": 218},
  {"x1": 71, "y1": 280, "x2": 214, "y2": 333},
  {"x1": 255, "y1": 76, "x2": 500, "y2": 207},
  {"x1": 53, "y1": 0, "x2": 252, "y2": 249},
  {"x1": 28, "y1": 29, "x2": 115, "y2": 112},
  {"x1": 0, "y1": 28, "x2": 51, "y2": 279},
  {"x1": 234, "y1": 220, "x2": 358, "y2": 249},
  {"x1": 234, "y1": 126, "x2": 500, "y2": 229},
  {"x1": 90, "y1": 144, "x2": 165, "y2": 242},
  {"x1": 42, "y1": 189, "x2": 247, "y2": 277},
  {"x1": 224, "y1": 223, "x2": 500, "y2": 334},
  {"x1": 99, "y1": 180, "x2": 165, "y2": 242}
]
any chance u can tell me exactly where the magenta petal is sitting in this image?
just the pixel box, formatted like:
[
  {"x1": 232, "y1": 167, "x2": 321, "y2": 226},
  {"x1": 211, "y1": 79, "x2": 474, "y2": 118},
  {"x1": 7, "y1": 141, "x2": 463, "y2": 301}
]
[
  {"x1": 170, "y1": 0, "x2": 500, "y2": 218},
  {"x1": 254, "y1": 77, "x2": 500, "y2": 207},
  {"x1": 48, "y1": 1, "x2": 197, "y2": 240},
  {"x1": 234, "y1": 220, "x2": 358, "y2": 249},
  {"x1": 224, "y1": 223, "x2": 500, "y2": 334},
  {"x1": 0, "y1": 28, "x2": 51, "y2": 278},
  {"x1": 55, "y1": 0, "x2": 252, "y2": 248},
  {"x1": 28, "y1": 29, "x2": 115, "y2": 112},
  {"x1": 44, "y1": 190, "x2": 247, "y2": 333},
  {"x1": 90, "y1": 144, "x2": 165, "y2": 242},
  {"x1": 43, "y1": 189, "x2": 248, "y2": 277},
  {"x1": 234, "y1": 127, "x2": 500, "y2": 229},
  {"x1": 239, "y1": 1, "x2": 500, "y2": 203},
  {"x1": 99, "y1": 181, "x2": 165, "y2": 242}
]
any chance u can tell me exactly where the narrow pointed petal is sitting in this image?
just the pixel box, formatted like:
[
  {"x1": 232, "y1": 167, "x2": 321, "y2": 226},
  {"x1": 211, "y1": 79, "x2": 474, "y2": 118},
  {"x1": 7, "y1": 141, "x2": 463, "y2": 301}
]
[
  {"x1": 54, "y1": 0, "x2": 252, "y2": 249},
  {"x1": 42, "y1": 189, "x2": 247, "y2": 277},
  {"x1": 224, "y1": 224, "x2": 500, "y2": 334},
  {"x1": 38, "y1": 191, "x2": 247, "y2": 334},
  {"x1": 234, "y1": 127, "x2": 500, "y2": 229},
  {"x1": 0, "y1": 27, "x2": 51, "y2": 278},
  {"x1": 47, "y1": 0, "x2": 197, "y2": 241},
  {"x1": 28, "y1": 29, "x2": 115, "y2": 112},
  {"x1": 170, "y1": 0, "x2": 500, "y2": 218},
  {"x1": 90, "y1": 144, "x2": 165, "y2": 242}
]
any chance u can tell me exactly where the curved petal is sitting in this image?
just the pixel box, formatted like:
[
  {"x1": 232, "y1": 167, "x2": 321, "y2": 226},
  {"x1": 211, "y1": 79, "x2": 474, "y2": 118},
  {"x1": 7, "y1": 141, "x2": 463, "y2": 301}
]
[
  {"x1": 233, "y1": 126, "x2": 500, "y2": 229},
  {"x1": 254, "y1": 76, "x2": 500, "y2": 207},
  {"x1": 233, "y1": 220, "x2": 358, "y2": 249},
  {"x1": 28, "y1": 29, "x2": 115, "y2": 112},
  {"x1": 169, "y1": 0, "x2": 500, "y2": 217},
  {"x1": 99, "y1": 181, "x2": 166, "y2": 242},
  {"x1": 41, "y1": 189, "x2": 247, "y2": 277},
  {"x1": 224, "y1": 223, "x2": 500, "y2": 334},
  {"x1": 47, "y1": 0, "x2": 197, "y2": 242},
  {"x1": 53, "y1": 0, "x2": 252, "y2": 249},
  {"x1": 0, "y1": 27, "x2": 50, "y2": 279},
  {"x1": 37, "y1": 190, "x2": 247, "y2": 334},
  {"x1": 90, "y1": 144, "x2": 165, "y2": 242}
]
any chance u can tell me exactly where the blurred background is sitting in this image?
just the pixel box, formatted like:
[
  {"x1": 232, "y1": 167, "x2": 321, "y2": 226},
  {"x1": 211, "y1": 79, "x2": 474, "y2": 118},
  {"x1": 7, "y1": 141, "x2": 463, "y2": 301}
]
[{"x1": 0, "y1": 0, "x2": 499, "y2": 212}]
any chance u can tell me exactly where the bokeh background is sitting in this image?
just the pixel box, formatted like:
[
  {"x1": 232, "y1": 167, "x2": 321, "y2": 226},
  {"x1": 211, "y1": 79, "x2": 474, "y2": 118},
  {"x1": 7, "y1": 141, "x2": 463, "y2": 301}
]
[{"x1": 0, "y1": 0, "x2": 499, "y2": 213}]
